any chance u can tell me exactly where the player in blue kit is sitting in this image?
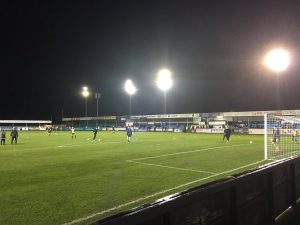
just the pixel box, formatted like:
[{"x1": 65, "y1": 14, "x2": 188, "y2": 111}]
[
  {"x1": 272, "y1": 127, "x2": 280, "y2": 143},
  {"x1": 10, "y1": 128, "x2": 18, "y2": 144},
  {"x1": 223, "y1": 126, "x2": 232, "y2": 142},
  {"x1": 126, "y1": 126, "x2": 133, "y2": 142}
]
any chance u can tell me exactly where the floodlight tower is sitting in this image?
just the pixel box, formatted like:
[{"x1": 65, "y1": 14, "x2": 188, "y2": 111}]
[
  {"x1": 264, "y1": 48, "x2": 290, "y2": 109},
  {"x1": 81, "y1": 86, "x2": 90, "y2": 127},
  {"x1": 95, "y1": 92, "x2": 101, "y2": 117},
  {"x1": 124, "y1": 80, "x2": 137, "y2": 116},
  {"x1": 156, "y1": 69, "x2": 173, "y2": 114}
]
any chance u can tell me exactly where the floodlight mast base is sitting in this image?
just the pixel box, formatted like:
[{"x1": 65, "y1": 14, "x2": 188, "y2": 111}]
[
  {"x1": 95, "y1": 93, "x2": 101, "y2": 117},
  {"x1": 264, "y1": 114, "x2": 268, "y2": 160},
  {"x1": 163, "y1": 91, "x2": 167, "y2": 115},
  {"x1": 129, "y1": 94, "x2": 132, "y2": 116},
  {"x1": 85, "y1": 97, "x2": 88, "y2": 127},
  {"x1": 276, "y1": 74, "x2": 281, "y2": 110}
]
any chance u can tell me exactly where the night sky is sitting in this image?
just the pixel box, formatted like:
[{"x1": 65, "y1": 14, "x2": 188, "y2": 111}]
[{"x1": 3, "y1": 0, "x2": 300, "y2": 122}]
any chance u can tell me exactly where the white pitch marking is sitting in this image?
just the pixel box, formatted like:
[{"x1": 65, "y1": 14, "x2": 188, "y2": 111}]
[
  {"x1": 129, "y1": 144, "x2": 250, "y2": 161},
  {"x1": 126, "y1": 160, "x2": 217, "y2": 175},
  {"x1": 57, "y1": 140, "x2": 143, "y2": 149},
  {"x1": 0, "y1": 140, "x2": 136, "y2": 153},
  {"x1": 0, "y1": 139, "x2": 160, "y2": 153},
  {"x1": 56, "y1": 141, "x2": 126, "y2": 149},
  {"x1": 61, "y1": 159, "x2": 265, "y2": 225}
]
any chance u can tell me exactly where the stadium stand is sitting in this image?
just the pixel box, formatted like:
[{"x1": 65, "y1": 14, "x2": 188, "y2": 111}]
[{"x1": 62, "y1": 109, "x2": 300, "y2": 134}]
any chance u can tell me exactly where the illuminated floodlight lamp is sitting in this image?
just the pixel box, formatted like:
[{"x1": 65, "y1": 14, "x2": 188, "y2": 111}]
[
  {"x1": 264, "y1": 48, "x2": 290, "y2": 110},
  {"x1": 156, "y1": 69, "x2": 173, "y2": 91},
  {"x1": 124, "y1": 80, "x2": 137, "y2": 95},
  {"x1": 264, "y1": 48, "x2": 290, "y2": 73},
  {"x1": 156, "y1": 69, "x2": 173, "y2": 114},
  {"x1": 81, "y1": 86, "x2": 90, "y2": 125},
  {"x1": 124, "y1": 80, "x2": 136, "y2": 115},
  {"x1": 82, "y1": 86, "x2": 90, "y2": 97}
]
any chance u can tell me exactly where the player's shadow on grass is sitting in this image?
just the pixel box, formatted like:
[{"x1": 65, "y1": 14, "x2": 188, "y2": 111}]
[{"x1": 10, "y1": 143, "x2": 26, "y2": 146}]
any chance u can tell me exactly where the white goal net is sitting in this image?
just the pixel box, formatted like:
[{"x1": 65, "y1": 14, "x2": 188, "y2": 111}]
[{"x1": 264, "y1": 114, "x2": 300, "y2": 160}]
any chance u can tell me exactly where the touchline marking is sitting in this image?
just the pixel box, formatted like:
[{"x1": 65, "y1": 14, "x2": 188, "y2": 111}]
[
  {"x1": 56, "y1": 141, "x2": 128, "y2": 148},
  {"x1": 130, "y1": 144, "x2": 251, "y2": 161},
  {"x1": 56, "y1": 139, "x2": 153, "y2": 149},
  {"x1": 0, "y1": 139, "x2": 151, "y2": 153},
  {"x1": 61, "y1": 159, "x2": 265, "y2": 225},
  {"x1": 126, "y1": 160, "x2": 217, "y2": 175}
]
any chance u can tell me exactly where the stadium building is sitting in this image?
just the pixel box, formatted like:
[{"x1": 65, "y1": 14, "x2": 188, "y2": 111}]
[
  {"x1": 0, "y1": 120, "x2": 52, "y2": 131},
  {"x1": 62, "y1": 109, "x2": 300, "y2": 134}
]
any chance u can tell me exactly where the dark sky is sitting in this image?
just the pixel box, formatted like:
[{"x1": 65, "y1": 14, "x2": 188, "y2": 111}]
[{"x1": 3, "y1": 0, "x2": 300, "y2": 121}]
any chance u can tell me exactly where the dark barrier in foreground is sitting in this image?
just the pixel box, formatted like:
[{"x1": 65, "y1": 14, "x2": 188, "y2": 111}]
[{"x1": 92, "y1": 157, "x2": 300, "y2": 225}]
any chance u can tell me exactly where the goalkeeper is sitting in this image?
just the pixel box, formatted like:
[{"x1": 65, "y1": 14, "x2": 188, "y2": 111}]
[
  {"x1": 292, "y1": 129, "x2": 298, "y2": 143},
  {"x1": 272, "y1": 127, "x2": 280, "y2": 143},
  {"x1": 272, "y1": 127, "x2": 280, "y2": 155}
]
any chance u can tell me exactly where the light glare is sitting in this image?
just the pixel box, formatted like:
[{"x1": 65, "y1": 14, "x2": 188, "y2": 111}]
[
  {"x1": 82, "y1": 87, "x2": 89, "y2": 97},
  {"x1": 264, "y1": 48, "x2": 290, "y2": 72},
  {"x1": 124, "y1": 80, "x2": 137, "y2": 95},
  {"x1": 156, "y1": 69, "x2": 173, "y2": 91}
]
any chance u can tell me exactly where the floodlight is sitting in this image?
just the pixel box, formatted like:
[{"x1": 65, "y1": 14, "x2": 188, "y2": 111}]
[
  {"x1": 155, "y1": 68, "x2": 173, "y2": 114},
  {"x1": 81, "y1": 86, "x2": 90, "y2": 124},
  {"x1": 124, "y1": 80, "x2": 137, "y2": 115},
  {"x1": 264, "y1": 48, "x2": 290, "y2": 72},
  {"x1": 81, "y1": 87, "x2": 90, "y2": 97},
  {"x1": 156, "y1": 69, "x2": 173, "y2": 91},
  {"x1": 124, "y1": 80, "x2": 137, "y2": 95},
  {"x1": 263, "y1": 48, "x2": 290, "y2": 110}
]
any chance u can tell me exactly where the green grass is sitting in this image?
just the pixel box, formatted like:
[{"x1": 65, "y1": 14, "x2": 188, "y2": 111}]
[{"x1": 0, "y1": 131, "x2": 266, "y2": 225}]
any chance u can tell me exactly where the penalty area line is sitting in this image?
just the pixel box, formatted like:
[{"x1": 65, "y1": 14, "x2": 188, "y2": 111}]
[
  {"x1": 126, "y1": 160, "x2": 217, "y2": 175},
  {"x1": 56, "y1": 140, "x2": 153, "y2": 149},
  {"x1": 129, "y1": 143, "x2": 251, "y2": 161},
  {"x1": 61, "y1": 159, "x2": 265, "y2": 225}
]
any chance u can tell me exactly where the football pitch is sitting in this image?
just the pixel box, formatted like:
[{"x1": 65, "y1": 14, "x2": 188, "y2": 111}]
[{"x1": 0, "y1": 131, "x2": 267, "y2": 225}]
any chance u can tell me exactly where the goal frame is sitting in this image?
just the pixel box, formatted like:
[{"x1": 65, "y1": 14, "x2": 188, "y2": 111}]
[{"x1": 264, "y1": 113, "x2": 300, "y2": 160}]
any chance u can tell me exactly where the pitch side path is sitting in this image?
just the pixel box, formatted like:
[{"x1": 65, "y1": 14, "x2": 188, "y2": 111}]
[{"x1": 0, "y1": 131, "x2": 266, "y2": 225}]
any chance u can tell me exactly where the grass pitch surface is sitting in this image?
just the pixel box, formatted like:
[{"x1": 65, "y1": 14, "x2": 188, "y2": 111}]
[{"x1": 0, "y1": 131, "x2": 266, "y2": 225}]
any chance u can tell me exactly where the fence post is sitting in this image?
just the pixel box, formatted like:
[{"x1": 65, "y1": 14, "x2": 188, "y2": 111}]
[
  {"x1": 267, "y1": 173, "x2": 275, "y2": 224},
  {"x1": 230, "y1": 186, "x2": 238, "y2": 225},
  {"x1": 290, "y1": 163, "x2": 297, "y2": 208},
  {"x1": 163, "y1": 212, "x2": 171, "y2": 225}
]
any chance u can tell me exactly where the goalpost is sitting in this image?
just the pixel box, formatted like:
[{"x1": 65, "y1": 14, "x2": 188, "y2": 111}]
[{"x1": 264, "y1": 114, "x2": 300, "y2": 160}]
